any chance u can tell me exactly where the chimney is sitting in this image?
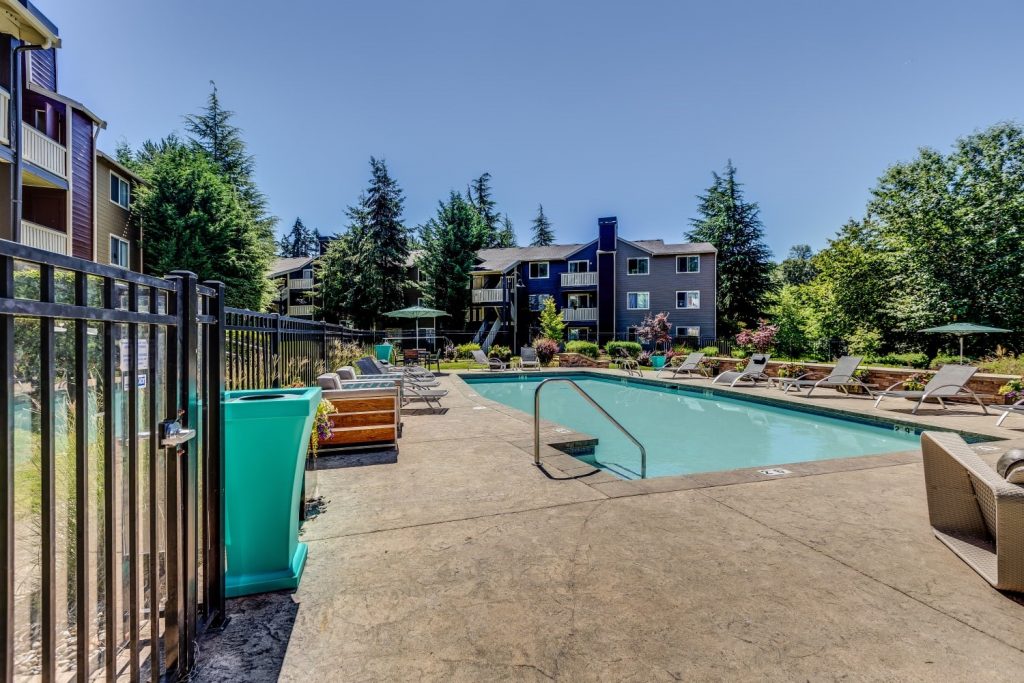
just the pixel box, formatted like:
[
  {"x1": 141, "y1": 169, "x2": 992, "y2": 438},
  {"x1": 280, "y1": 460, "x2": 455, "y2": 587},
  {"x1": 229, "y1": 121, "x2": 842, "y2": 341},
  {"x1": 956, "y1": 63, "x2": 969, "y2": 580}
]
[{"x1": 598, "y1": 216, "x2": 617, "y2": 252}]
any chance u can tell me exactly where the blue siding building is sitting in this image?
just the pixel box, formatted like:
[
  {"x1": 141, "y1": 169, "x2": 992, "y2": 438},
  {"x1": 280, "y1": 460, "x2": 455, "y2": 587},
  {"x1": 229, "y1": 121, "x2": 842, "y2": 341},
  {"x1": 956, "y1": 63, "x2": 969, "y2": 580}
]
[{"x1": 468, "y1": 217, "x2": 717, "y2": 349}]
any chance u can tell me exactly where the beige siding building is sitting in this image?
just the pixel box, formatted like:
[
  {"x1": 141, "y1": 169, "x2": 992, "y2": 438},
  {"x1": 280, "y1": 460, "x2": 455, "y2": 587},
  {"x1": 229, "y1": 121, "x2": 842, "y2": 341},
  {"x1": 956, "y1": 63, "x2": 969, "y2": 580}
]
[{"x1": 95, "y1": 150, "x2": 142, "y2": 271}]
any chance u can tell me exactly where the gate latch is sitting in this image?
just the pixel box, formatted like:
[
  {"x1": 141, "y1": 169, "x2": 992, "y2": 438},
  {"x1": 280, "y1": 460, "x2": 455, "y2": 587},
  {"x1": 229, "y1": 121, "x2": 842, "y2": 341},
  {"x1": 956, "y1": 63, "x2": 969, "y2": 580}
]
[{"x1": 159, "y1": 419, "x2": 197, "y2": 448}]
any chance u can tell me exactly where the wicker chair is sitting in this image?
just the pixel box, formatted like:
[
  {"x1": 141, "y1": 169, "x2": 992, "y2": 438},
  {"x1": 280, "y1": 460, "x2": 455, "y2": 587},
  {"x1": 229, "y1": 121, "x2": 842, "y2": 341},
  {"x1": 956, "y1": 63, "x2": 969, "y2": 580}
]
[{"x1": 921, "y1": 432, "x2": 1024, "y2": 592}]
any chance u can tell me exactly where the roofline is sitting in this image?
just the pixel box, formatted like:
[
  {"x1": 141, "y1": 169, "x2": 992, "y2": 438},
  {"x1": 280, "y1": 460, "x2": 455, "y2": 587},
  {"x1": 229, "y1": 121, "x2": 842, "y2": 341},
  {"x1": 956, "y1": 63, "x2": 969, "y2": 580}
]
[
  {"x1": 618, "y1": 236, "x2": 718, "y2": 255},
  {"x1": 617, "y1": 237, "x2": 654, "y2": 254},
  {"x1": 268, "y1": 256, "x2": 317, "y2": 277},
  {"x1": 28, "y1": 83, "x2": 106, "y2": 127},
  {"x1": 0, "y1": 0, "x2": 60, "y2": 47},
  {"x1": 97, "y1": 150, "x2": 143, "y2": 184},
  {"x1": 562, "y1": 238, "x2": 598, "y2": 260}
]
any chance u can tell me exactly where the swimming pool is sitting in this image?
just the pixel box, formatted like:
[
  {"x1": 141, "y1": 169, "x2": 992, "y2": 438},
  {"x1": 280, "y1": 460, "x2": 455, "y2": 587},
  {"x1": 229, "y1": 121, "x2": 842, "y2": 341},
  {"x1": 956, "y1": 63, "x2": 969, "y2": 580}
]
[{"x1": 463, "y1": 373, "x2": 923, "y2": 480}]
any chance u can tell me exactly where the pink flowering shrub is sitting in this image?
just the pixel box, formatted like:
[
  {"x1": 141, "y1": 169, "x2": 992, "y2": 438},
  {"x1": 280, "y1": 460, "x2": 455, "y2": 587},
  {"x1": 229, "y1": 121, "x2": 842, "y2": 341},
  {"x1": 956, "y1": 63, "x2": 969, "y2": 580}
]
[
  {"x1": 736, "y1": 320, "x2": 779, "y2": 354},
  {"x1": 532, "y1": 337, "x2": 560, "y2": 364}
]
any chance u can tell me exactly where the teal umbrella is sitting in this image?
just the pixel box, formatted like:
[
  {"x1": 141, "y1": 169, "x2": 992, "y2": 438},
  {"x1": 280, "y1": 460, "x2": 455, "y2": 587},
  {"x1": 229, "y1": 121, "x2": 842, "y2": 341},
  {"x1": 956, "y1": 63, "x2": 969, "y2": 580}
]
[
  {"x1": 919, "y1": 322, "x2": 1011, "y2": 364},
  {"x1": 384, "y1": 305, "x2": 450, "y2": 349}
]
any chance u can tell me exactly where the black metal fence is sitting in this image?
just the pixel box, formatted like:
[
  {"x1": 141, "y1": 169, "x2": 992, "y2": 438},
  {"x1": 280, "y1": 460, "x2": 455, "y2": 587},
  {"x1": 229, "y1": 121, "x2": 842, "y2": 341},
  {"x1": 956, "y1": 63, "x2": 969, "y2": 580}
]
[{"x1": 1, "y1": 240, "x2": 227, "y2": 681}]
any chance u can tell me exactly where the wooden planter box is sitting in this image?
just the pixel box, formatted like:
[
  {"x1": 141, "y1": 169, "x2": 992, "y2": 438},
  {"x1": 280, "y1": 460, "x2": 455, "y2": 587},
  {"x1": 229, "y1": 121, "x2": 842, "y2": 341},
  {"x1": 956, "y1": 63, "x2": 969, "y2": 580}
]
[{"x1": 319, "y1": 383, "x2": 400, "y2": 451}]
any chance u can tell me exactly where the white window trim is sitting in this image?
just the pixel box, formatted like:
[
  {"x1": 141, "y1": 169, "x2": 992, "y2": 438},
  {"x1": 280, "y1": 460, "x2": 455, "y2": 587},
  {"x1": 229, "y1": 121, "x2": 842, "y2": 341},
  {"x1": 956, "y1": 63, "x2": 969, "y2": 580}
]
[
  {"x1": 676, "y1": 326, "x2": 700, "y2": 338},
  {"x1": 676, "y1": 255, "x2": 700, "y2": 274},
  {"x1": 110, "y1": 235, "x2": 130, "y2": 268},
  {"x1": 676, "y1": 290, "x2": 700, "y2": 309},
  {"x1": 626, "y1": 257, "x2": 649, "y2": 276},
  {"x1": 626, "y1": 291, "x2": 650, "y2": 310},
  {"x1": 567, "y1": 259, "x2": 590, "y2": 273},
  {"x1": 110, "y1": 170, "x2": 130, "y2": 209},
  {"x1": 529, "y1": 261, "x2": 550, "y2": 279}
]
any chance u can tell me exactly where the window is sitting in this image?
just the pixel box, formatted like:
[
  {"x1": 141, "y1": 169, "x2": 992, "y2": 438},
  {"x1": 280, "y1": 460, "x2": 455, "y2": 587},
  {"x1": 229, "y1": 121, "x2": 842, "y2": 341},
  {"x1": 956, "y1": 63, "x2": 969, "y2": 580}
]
[
  {"x1": 567, "y1": 328, "x2": 591, "y2": 341},
  {"x1": 528, "y1": 294, "x2": 552, "y2": 311},
  {"x1": 110, "y1": 235, "x2": 129, "y2": 268},
  {"x1": 418, "y1": 269, "x2": 427, "y2": 282},
  {"x1": 567, "y1": 260, "x2": 589, "y2": 273},
  {"x1": 566, "y1": 293, "x2": 593, "y2": 309},
  {"x1": 528, "y1": 262, "x2": 549, "y2": 279},
  {"x1": 627, "y1": 257, "x2": 649, "y2": 275},
  {"x1": 626, "y1": 326, "x2": 639, "y2": 342},
  {"x1": 302, "y1": 268, "x2": 313, "y2": 280},
  {"x1": 676, "y1": 290, "x2": 700, "y2": 309},
  {"x1": 676, "y1": 326, "x2": 700, "y2": 338},
  {"x1": 676, "y1": 255, "x2": 700, "y2": 273},
  {"x1": 626, "y1": 292, "x2": 649, "y2": 310},
  {"x1": 110, "y1": 171, "x2": 130, "y2": 209}
]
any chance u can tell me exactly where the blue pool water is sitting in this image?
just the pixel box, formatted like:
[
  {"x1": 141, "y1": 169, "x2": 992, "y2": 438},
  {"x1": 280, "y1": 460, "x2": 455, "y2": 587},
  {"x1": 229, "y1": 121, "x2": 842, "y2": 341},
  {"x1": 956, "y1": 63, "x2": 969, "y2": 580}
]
[{"x1": 464, "y1": 374, "x2": 921, "y2": 480}]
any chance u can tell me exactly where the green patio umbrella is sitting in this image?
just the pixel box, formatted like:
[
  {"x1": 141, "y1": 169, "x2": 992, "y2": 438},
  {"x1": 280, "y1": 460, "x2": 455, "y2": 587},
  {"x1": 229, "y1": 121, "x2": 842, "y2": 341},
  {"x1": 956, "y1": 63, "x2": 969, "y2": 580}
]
[
  {"x1": 919, "y1": 322, "x2": 1011, "y2": 364},
  {"x1": 384, "y1": 305, "x2": 450, "y2": 349}
]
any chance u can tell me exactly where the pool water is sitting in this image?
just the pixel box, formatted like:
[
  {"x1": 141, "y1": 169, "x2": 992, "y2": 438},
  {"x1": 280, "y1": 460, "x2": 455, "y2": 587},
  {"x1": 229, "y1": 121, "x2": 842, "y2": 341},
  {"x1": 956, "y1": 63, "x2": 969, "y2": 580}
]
[{"x1": 464, "y1": 374, "x2": 920, "y2": 480}]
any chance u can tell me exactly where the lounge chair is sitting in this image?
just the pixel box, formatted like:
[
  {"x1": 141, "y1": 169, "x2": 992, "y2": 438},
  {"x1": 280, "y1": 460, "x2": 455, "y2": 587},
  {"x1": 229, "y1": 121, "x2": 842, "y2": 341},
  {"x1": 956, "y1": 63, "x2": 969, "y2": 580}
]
[
  {"x1": 472, "y1": 349, "x2": 506, "y2": 371},
  {"x1": 712, "y1": 354, "x2": 771, "y2": 387},
  {"x1": 355, "y1": 358, "x2": 441, "y2": 389},
  {"x1": 921, "y1": 431, "x2": 1024, "y2": 592},
  {"x1": 776, "y1": 355, "x2": 877, "y2": 397},
  {"x1": 368, "y1": 356, "x2": 436, "y2": 382},
  {"x1": 616, "y1": 349, "x2": 641, "y2": 377},
  {"x1": 352, "y1": 360, "x2": 447, "y2": 407},
  {"x1": 873, "y1": 364, "x2": 988, "y2": 415},
  {"x1": 993, "y1": 398, "x2": 1024, "y2": 427},
  {"x1": 519, "y1": 347, "x2": 541, "y2": 370},
  {"x1": 656, "y1": 352, "x2": 706, "y2": 379}
]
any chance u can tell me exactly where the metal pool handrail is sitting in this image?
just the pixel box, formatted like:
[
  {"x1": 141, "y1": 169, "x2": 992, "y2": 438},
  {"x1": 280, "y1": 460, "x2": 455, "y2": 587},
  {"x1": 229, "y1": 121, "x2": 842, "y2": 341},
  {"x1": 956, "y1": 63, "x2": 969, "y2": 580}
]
[{"x1": 533, "y1": 377, "x2": 648, "y2": 479}]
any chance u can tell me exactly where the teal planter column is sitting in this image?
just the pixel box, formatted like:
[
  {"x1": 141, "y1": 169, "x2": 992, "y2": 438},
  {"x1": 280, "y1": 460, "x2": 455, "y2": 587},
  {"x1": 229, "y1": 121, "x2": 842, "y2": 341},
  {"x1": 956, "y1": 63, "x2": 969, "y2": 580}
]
[{"x1": 223, "y1": 387, "x2": 321, "y2": 596}]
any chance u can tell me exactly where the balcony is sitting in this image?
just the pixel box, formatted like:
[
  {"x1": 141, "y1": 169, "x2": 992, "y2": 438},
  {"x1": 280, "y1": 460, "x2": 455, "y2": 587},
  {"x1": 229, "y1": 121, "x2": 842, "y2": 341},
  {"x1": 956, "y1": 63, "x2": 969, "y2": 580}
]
[
  {"x1": 472, "y1": 288, "x2": 505, "y2": 304},
  {"x1": 0, "y1": 88, "x2": 8, "y2": 146},
  {"x1": 562, "y1": 307, "x2": 597, "y2": 322},
  {"x1": 21, "y1": 220, "x2": 68, "y2": 255},
  {"x1": 290, "y1": 278, "x2": 314, "y2": 290},
  {"x1": 560, "y1": 271, "x2": 597, "y2": 288},
  {"x1": 288, "y1": 304, "x2": 314, "y2": 317},
  {"x1": 22, "y1": 122, "x2": 68, "y2": 179}
]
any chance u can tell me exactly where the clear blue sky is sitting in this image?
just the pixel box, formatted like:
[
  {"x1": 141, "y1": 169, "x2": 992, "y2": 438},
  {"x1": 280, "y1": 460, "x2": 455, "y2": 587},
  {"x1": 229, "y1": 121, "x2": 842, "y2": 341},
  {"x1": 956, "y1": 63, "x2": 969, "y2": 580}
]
[{"x1": 50, "y1": 0, "x2": 1024, "y2": 257}]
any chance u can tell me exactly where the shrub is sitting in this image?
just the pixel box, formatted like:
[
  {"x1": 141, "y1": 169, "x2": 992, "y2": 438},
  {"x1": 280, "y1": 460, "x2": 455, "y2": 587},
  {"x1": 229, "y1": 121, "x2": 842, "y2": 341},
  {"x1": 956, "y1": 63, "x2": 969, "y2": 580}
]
[
  {"x1": 565, "y1": 340, "x2": 599, "y2": 358},
  {"x1": 456, "y1": 342, "x2": 481, "y2": 359},
  {"x1": 847, "y1": 327, "x2": 883, "y2": 358},
  {"x1": 700, "y1": 345, "x2": 720, "y2": 357},
  {"x1": 488, "y1": 344, "x2": 512, "y2": 362},
  {"x1": 606, "y1": 341, "x2": 642, "y2": 358},
  {"x1": 638, "y1": 350, "x2": 652, "y2": 366},
  {"x1": 979, "y1": 348, "x2": 1024, "y2": 375},
  {"x1": 870, "y1": 352, "x2": 929, "y2": 369},
  {"x1": 998, "y1": 377, "x2": 1024, "y2": 402},
  {"x1": 776, "y1": 363, "x2": 808, "y2": 378},
  {"x1": 532, "y1": 337, "x2": 560, "y2": 364},
  {"x1": 538, "y1": 297, "x2": 565, "y2": 340},
  {"x1": 731, "y1": 348, "x2": 749, "y2": 359},
  {"x1": 736, "y1": 320, "x2": 779, "y2": 353},
  {"x1": 903, "y1": 373, "x2": 927, "y2": 391},
  {"x1": 636, "y1": 312, "x2": 672, "y2": 350},
  {"x1": 929, "y1": 353, "x2": 964, "y2": 369}
]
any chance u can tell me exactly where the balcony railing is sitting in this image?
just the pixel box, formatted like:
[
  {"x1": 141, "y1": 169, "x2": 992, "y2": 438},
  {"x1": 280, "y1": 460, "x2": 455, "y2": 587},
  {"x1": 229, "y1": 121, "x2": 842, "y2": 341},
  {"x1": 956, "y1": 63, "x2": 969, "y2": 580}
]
[
  {"x1": 472, "y1": 288, "x2": 505, "y2": 303},
  {"x1": 0, "y1": 88, "x2": 9, "y2": 146},
  {"x1": 290, "y1": 277, "x2": 314, "y2": 290},
  {"x1": 21, "y1": 220, "x2": 69, "y2": 255},
  {"x1": 561, "y1": 271, "x2": 597, "y2": 287},
  {"x1": 23, "y1": 122, "x2": 68, "y2": 179},
  {"x1": 562, "y1": 307, "x2": 597, "y2": 321},
  {"x1": 288, "y1": 304, "x2": 315, "y2": 316}
]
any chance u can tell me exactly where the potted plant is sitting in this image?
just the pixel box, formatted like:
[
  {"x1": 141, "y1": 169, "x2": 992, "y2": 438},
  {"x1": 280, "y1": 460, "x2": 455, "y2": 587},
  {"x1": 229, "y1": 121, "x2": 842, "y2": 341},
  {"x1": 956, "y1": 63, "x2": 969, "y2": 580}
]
[
  {"x1": 775, "y1": 363, "x2": 808, "y2": 379},
  {"x1": 848, "y1": 368, "x2": 871, "y2": 394},
  {"x1": 637, "y1": 312, "x2": 672, "y2": 368},
  {"x1": 998, "y1": 377, "x2": 1024, "y2": 404},
  {"x1": 699, "y1": 357, "x2": 721, "y2": 376},
  {"x1": 307, "y1": 398, "x2": 334, "y2": 501},
  {"x1": 902, "y1": 373, "x2": 927, "y2": 392}
]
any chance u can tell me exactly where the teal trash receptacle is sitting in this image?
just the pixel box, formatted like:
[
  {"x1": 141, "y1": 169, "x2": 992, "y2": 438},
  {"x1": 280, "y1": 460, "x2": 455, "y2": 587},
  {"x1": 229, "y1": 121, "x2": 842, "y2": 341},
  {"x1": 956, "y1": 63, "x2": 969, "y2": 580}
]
[{"x1": 223, "y1": 386, "x2": 321, "y2": 597}]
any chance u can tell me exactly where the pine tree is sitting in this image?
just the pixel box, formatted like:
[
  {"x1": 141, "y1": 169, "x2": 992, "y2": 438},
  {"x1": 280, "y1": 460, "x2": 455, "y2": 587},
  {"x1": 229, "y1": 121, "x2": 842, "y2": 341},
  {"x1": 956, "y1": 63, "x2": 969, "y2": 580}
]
[
  {"x1": 317, "y1": 227, "x2": 359, "y2": 324},
  {"x1": 468, "y1": 172, "x2": 500, "y2": 247},
  {"x1": 131, "y1": 140, "x2": 272, "y2": 309},
  {"x1": 495, "y1": 213, "x2": 518, "y2": 248},
  {"x1": 538, "y1": 296, "x2": 565, "y2": 340},
  {"x1": 419, "y1": 192, "x2": 486, "y2": 327},
  {"x1": 530, "y1": 204, "x2": 555, "y2": 246},
  {"x1": 342, "y1": 158, "x2": 411, "y2": 328},
  {"x1": 278, "y1": 217, "x2": 317, "y2": 257},
  {"x1": 687, "y1": 160, "x2": 776, "y2": 333}
]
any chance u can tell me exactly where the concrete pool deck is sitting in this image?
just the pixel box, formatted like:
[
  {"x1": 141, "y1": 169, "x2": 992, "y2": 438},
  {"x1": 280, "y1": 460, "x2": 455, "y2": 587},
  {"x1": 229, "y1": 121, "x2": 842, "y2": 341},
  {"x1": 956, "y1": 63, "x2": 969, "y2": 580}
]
[{"x1": 194, "y1": 368, "x2": 1024, "y2": 681}]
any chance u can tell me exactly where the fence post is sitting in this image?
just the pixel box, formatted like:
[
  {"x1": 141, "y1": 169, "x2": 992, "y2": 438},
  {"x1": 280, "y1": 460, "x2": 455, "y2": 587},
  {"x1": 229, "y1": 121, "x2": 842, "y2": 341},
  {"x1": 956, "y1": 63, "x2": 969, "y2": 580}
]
[
  {"x1": 0, "y1": 253, "x2": 13, "y2": 682},
  {"x1": 272, "y1": 313, "x2": 281, "y2": 388},
  {"x1": 321, "y1": 323, "x2": 328, "y2": 374},
  {"x1": 202, "y1": 281, "x2": 227, "y2": 629}
]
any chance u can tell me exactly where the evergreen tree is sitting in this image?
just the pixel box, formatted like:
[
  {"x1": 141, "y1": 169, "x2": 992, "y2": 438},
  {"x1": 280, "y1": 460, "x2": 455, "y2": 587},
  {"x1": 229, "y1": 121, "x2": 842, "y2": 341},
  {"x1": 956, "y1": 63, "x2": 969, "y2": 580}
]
[
  {"x1": 538, "y1": 296, "x2": 566, "y2": 340},
  {"x1": 495, "y1": 213, "x2": 518, "y2": 247},
  {"x1": 419, "y1": 192, "x2": 487, "y2": 327},
  {"x1": 278, "y1": 217, "x2": 317, "y2": 257},
  {"x1": 468, "y1": 172, "x2": 500, "y2": 247},
  {"x1": 342, "y1": 157, "x2": 411, "y2": 328},
  {"x1": 687, "y1": 161, "x2": 776, "y2": 333},
  {"x1": 131, "y1": 140, "x2": 272, "y2": 309},
  {"x1": 317, "y1": 227, "x2": 359, "y2": 324},
  {"x1": 530, "y1": 204, "x2": 555, "y2": 246},
  {"x1": 779, "y1": 244, "x2": 817, "y2": 286}
]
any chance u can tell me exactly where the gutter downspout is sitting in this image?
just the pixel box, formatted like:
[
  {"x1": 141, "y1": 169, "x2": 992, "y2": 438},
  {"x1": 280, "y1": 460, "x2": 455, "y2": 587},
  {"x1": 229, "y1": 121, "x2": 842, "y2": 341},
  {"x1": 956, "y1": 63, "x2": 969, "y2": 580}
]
[{"x1": 10, "y1": 42, "x2": 46, "y2": 243}]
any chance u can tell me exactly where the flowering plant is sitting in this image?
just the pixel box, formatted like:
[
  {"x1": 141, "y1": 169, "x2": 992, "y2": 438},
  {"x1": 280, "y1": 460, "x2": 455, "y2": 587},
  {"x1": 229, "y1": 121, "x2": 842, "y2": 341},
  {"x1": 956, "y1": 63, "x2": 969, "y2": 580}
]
[
  {"x1": 532, "y1": 337, "x2": 560, "y2": 364},
  {"x1": 311, "y1": 398, "x2": 334, "y2": 457},
  {"x1": 736, "y1": 320, "x2": 779, "y2": 354},
  {"x1": 636, "y1": 312, "x2": 672, "y2": 352},
  {"x1": 998, "y1": 377, "x2": 1024, "y2": 403},
  {"x1": 638, "y1": 350, "x2": 653, "y2": 367},
  {"x1": 903, "y1": 373, "x2": 927, "y2": 392},
  {"x1": 776, "y1": 363, "x2": 808, "y2": 379}
]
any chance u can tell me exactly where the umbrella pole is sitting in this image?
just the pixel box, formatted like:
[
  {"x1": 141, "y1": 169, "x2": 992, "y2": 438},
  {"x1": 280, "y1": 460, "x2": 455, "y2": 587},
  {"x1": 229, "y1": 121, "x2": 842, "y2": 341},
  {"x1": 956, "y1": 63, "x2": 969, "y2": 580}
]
[
  {"x1": 960, "y1": 335, "x2": 964, "y2": 364},
  {"x1": 416, "y1": 318, "x2": 420, "y2": 350}
]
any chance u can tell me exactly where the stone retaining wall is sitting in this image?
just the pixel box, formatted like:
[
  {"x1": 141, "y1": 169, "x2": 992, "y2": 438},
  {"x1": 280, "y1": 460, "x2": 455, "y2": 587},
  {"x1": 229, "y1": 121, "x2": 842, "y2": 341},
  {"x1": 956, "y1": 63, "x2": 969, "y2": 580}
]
[{"x1": 554, "y1": 352, "x2": 610, "y2": 368}]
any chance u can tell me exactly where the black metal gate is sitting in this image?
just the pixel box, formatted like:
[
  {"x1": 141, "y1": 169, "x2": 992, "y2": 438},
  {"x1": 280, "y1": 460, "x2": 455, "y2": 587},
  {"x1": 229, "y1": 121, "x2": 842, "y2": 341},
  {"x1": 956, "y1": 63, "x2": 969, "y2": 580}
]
[{"x1": 0, "y1": 240, "x2": 225, "y2": 681}]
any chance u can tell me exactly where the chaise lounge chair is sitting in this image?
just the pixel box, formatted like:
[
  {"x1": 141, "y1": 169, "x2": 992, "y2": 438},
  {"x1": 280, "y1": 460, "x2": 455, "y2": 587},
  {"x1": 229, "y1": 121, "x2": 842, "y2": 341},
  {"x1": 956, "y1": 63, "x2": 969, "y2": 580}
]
[
  {"x1": 776, "y1": 355, "x2": 877, "y2": 397},
  {"x1": 472, "y1": 349, "x2": 506, "y2": 371},
  {"x1": 368, "y1": 356, "x2": 437, "y2": 382},
  {"x1": 656, "y1": 352, "x2": 706, "y2": 379},
  {"x1": 873, "y1": 364, "x2": 988, "y2": 415},
  {"x1": 519, "y1": 347, "x2": 541, "y2": 370},
  {"x1": 354, "y1": 357, "x2": 440, "y2": 386},
  {"x1": 921, "y1": 431, "x2": 1024, "y2": 592},
  {"x1": 712, "y1": 354, "x2": 771, "y2": 387},
  {"x1": 616, "y1": 348, "x2": 642, "y2": 377},
  {"x1": 354, "y1": 359, "x2": 448, "y2": 408},
  {"x1": 993, "y1": 398, "x2": 1024, "y2": 427}
]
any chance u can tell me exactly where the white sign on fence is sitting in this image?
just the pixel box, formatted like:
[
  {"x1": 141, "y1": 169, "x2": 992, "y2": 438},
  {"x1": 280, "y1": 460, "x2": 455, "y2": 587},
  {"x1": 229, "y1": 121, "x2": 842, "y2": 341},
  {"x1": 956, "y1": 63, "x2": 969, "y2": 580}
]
[{"x1": 119, "y1": 339, "x2": 150, "y2": 372}]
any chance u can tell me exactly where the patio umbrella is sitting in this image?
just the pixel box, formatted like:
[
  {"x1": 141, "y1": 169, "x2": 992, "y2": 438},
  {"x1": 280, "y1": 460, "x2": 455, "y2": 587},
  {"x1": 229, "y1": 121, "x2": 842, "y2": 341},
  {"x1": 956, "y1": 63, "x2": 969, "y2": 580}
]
[
  {"x1": 384, "y1": 305, "x2": 450, "y2": 350},
  {"x1": 919, "y1": 322, "x2": 1011, "y2": 364}
]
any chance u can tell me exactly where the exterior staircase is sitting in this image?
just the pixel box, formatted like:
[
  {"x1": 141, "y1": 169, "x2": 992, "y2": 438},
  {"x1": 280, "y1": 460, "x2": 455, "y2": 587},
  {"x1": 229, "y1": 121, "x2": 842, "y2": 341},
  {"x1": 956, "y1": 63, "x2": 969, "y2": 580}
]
[{"x1": 482, "y1": 319, "x2": 502, "y2": 352}]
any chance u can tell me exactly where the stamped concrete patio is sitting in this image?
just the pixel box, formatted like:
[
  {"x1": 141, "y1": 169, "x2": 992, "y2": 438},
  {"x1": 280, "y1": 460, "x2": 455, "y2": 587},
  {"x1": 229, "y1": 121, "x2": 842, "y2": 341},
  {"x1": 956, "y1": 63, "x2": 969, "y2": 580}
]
[{"x1": 194, "y1": 369, "x2": 1024, "y2": 681}]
